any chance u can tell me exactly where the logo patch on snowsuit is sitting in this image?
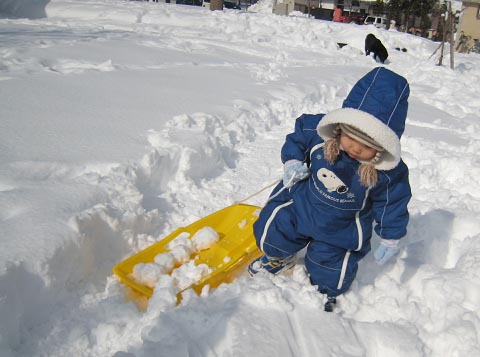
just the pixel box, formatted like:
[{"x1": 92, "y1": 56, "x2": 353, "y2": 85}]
[
  {"x1": 309, "y1": 149, "x2": 368, "y2": 210},
  {"x1": 316, "y1": 168, "x2": 348, "y2": 194}
]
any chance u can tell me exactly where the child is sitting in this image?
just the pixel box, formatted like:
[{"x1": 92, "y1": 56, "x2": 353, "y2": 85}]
[{"x1": 248, "y1": 67, "x2": 412, "y2": 311}]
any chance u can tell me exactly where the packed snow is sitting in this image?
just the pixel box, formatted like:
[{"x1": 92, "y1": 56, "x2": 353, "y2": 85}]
[
  {"x1": 132, "y1": 227, "x2": 219, "y2": 289},
  {"x1": 1, "y1": 0, "x2": 480, "y2": 356}
]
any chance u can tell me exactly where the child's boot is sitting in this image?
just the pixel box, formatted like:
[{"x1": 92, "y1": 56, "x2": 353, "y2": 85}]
[
  {"x1": 248, "y1": 254, "x2": 296, "y2": 276},
  {"x1": 324, "y1": 296, "x2": 337, "y2": 312}
]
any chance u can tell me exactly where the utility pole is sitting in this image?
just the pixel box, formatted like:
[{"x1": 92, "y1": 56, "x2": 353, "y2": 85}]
[
  {"x1": 438, "y1": 1, "x2": 455, "y2": 69},
  {"x1": 438, "y1": 11, "x2": 446, "y2": 66},
  {"x1": 448, "y1": 0, "x2": 455, "y2": 69}
]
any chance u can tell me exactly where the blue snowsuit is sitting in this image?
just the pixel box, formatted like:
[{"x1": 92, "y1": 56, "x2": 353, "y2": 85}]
[{"x1": 253, "y1": 68, "x2": 412, "y2": 297}]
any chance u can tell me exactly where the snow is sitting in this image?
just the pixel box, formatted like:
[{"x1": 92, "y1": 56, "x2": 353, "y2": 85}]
[
  {"x1": 132, "y1": 227, "x2": 219, "y2": 289},
  {"x1": 191, "y1": 226, "x2": 220, "y2": 250},
  {"x1": 1, "y1": 0, "x2": 480, "y2": 356}
]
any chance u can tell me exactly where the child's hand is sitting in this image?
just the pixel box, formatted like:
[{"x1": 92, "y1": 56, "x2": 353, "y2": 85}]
[
  {"x1": 374, "y1": 239, "x2": 400, "y2": 265},
  {"x1": 283, "y1": 160, "x2": 310, "y2": 188}
]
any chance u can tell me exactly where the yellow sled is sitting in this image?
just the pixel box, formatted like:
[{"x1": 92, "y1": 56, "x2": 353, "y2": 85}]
[{"x1": 112, "y1": 203, "x2": 262, "y2": 304}]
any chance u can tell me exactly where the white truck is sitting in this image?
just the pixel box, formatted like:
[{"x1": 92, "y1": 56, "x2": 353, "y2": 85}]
[{"x1": 364, "y1": 16, "x2": 389, "y2": 29}]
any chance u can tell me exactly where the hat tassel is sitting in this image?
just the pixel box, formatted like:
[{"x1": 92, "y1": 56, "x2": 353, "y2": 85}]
[
  {"x1": 358, "y1": 162, "x2": 378, "y2": 187},
  {"x1": 324, "y1": 126, "x2": 341, "y2": 164},
  {"x1": 358, "y1": 151, "x2": 381, "y2": 187}
]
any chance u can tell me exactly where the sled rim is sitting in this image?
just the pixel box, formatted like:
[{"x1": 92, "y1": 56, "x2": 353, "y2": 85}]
[{"x1": 112, "y1": 203, "x2": 262, "y2": 300}]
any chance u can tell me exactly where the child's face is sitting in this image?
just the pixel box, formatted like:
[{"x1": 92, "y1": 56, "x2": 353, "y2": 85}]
[{"x1": 339, "y1": 131, "x2": 378, "y2": 161}]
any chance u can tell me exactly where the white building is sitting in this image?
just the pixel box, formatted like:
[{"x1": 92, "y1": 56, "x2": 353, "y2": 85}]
[{"x1": 274, "y1": 0, "x2": 379, "y2": 18}]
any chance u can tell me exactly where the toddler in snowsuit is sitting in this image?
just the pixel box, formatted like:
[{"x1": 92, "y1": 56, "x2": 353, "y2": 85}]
[{"x1": 248, "y1": 67, "x2": 412, "y2": 310}]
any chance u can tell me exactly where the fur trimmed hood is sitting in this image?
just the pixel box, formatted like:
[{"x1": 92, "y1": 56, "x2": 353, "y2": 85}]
[{"x1": 317, "y1": 67, "x2": 410, "y2": 171}]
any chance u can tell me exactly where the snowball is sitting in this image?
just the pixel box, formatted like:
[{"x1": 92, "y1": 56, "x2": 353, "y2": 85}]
[
  {"x1": 154, "y1": 252, "x2": 175, "y2": 272},
  {"x1": 171, "y1": 261, "x2": 213, "y2": 290},
  {"x1": 132, "y1": 262, "x2": 164, "y2": 288},
  {"x1": 170, "y1": 245, "x2": 192, "y2": 264},
  {"x1": 132, "y1": 262, "x2": 146, "y2": 280},
  {"x1": 155, "y1": 274, "x2": 176, "y2": 289},
  {"x1": 166, "y1": 232, "x2": 193, "y2": 250},
  {"x1": 191, "y1": 226, "x2": 219, "y2": 251}
]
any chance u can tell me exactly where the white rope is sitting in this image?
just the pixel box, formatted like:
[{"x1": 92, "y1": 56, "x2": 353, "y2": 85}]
[
  {"x1": 236, "y1": 172, "x2": 297, "y2": 206},
  {"x1": 236, "y1": 179, "x2": 281, "y2": 204},
  {"x1": 266, "y1": 173, "x2": 296, "y2": 203}
]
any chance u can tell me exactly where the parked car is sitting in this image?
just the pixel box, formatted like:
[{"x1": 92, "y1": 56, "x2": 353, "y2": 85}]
[
  {"x1": 364, "y1": 16, "x2": 389, "y2": 29},
  {"x1": 224, "y1": 1, "x2": 241, "y2": 9},
  {"x1": 202, "y1": 0, "x2": 240, "y2": 10},
  {"x1": 176, "y1": 0, "x2": 202, "y2": 5}
]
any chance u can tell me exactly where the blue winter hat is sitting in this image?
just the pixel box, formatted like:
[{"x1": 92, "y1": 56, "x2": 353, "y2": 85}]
[{"x1": 317, "y1": 67, "x2": 410, "y2": 170}]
